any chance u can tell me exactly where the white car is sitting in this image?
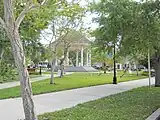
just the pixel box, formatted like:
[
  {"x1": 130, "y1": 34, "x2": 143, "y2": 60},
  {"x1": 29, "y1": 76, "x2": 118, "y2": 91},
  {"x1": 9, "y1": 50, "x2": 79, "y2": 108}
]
[{"x1": 38, "y1": 64, "x2": 48, "y2": 68}]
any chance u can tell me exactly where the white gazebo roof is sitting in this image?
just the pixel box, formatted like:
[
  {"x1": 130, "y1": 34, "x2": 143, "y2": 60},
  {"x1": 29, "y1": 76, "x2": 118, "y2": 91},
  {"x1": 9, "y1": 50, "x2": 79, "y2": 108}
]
[{"x1": 51, "y1": 30, "x2": 91, "y2": 50}]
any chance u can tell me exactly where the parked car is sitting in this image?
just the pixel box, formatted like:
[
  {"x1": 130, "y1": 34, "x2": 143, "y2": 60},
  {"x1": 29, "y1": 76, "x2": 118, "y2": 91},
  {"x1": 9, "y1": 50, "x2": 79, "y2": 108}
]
[
  {"x1": 138, "y1": 65, "x2": 147, "y2": 71},
  {"x1": 142, "y1": 69, "x2": 155, "y2": 77},
  {"x1": 38, "y1": 62, "x2": 48, "y2": 68},
  {"x1": 92, "y1": 62, "x2": 104, "y2": 70}
]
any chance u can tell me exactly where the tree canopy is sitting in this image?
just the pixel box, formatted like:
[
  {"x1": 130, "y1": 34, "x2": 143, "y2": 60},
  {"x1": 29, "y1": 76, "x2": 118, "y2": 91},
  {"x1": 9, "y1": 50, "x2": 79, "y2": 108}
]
[{"x1": 91, "y1": 0, "x2": 160, "y2": 86}]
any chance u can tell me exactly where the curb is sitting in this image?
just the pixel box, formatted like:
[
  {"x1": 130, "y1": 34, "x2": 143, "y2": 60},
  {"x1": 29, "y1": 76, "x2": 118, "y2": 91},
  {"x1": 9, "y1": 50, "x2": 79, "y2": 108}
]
[{"x1": 146, "y1": 108, "x2": 160, "y2": 120}]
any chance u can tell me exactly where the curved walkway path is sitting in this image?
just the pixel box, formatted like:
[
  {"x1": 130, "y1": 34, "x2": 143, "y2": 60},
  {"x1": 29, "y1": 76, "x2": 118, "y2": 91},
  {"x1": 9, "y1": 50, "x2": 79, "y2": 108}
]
[
  {"x1": 0, "y1": 77, "x2": 155, "y2": 120},
  {"x1": 0, "y1": 72, "x2": 73, "y2": 89}
]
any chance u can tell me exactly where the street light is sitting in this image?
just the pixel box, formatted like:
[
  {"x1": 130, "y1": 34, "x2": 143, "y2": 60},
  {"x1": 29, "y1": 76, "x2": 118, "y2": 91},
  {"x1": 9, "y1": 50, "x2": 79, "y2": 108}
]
[
  {"x1": 107, "y1": 41, "x2": 117, "y2": 84},
  {"x1": 113, "y1": 42, "x2": 117, "y2": 84}
]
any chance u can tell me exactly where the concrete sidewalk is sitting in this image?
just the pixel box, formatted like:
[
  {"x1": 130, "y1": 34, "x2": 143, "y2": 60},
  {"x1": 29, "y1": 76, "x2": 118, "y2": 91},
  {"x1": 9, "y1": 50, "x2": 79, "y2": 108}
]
[
  {"x1": 0, "y1": 77, "x2": 155, "y2": 120},
  {"x1": 0, "y1": 72, "x2": 73, "y2": 89}
]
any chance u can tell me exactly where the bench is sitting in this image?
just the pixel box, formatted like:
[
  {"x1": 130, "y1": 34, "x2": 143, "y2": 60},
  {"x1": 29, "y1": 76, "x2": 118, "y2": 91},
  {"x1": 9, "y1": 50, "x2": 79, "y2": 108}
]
[{"x1": 27, "y1": 68, "x2": 36, "y2": 73}]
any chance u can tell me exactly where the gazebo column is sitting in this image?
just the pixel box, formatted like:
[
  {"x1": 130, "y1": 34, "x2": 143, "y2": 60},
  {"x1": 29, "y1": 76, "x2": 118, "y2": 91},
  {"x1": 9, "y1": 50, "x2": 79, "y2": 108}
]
[
  {"x1": 86, "y1": 49, "x2": 89, "y2": 66},
  {"x1": 81, "y1": 46, "x2": 84, "y2": 66},
  {"x1": 88, "y1": 50, "x2": 91, "y2": 66},
  {"x1": 120, "y1": 64, "x2": 123, "y2": 70},
  {"x1": 76, "y1": 50, "x2": 79, "y2": 67}
]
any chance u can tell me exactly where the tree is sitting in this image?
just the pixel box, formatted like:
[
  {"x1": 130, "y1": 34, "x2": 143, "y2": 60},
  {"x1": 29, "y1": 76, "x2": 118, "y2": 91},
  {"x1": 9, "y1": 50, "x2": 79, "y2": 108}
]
[
  {"x1": 91, "y1": 44, "x2": 113, "y2": 74},
  {"x1": 0, "y1": 0, "x2": 48, "y2": 119},
  {"x1": 25, "y1": 41, "x2": 46, "y2": 65},
  {"x1": 0, "y1": 28, "x2": 6, "y2": 62},
  {"x1": 0, "y1": 28, "x2": 16, "y2": 82},
  {"x1": 55, "y1": 1, "x2": 86, "y2": 78},
  {"x1": 42, "y1": 1, "x2": 86, "y2": 83},
  {"x1": 91, "y1": 0, "x2": 160, "y2": 86},
  {"x1": 42, "y1": 22, "x2": 60, "y2": 84}
]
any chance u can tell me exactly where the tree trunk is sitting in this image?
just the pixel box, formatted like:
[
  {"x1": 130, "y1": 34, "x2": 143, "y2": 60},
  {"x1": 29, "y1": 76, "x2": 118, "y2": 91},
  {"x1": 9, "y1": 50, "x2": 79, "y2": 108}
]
[
  {"x1": 59, "y1": 48, "x2": 68, "y2": 78},
  {"x1": 155, "y1": 59, "x2": 160, "y2": 87},
  {"x1": 60, "y1": 63, "x2": 64, "y2": 78},
  {"x1": 50, "y1": 59, "x2": 55, "y2": 84},
  {"x1": 0, "y1": 47, "x2": 4, "y2": 67},
  {"x1": 3, "y1": 0, "x2": 37, "y2": 119},
  {"x1": 103, "y1": 62, "x2": 107, "y2": 74},
  {"x1": 10, "y1": 29, "x2": 38, "y2": 120},
  {"x1": 136, "y1": 64, "x2": 139, "y2": 76},
  {"x1": 0, "y1": 47, "x2": 4, "y2": 60}
]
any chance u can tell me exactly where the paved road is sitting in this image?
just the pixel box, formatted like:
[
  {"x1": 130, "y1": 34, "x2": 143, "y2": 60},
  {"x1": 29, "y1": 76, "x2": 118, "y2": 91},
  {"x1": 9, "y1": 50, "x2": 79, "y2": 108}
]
[
  {"x1": 0, "y1": 77, "x2": 155, "y2": 120},
  {"x1": 0, "y1": 72, "x2": 73, "y2": 89}
]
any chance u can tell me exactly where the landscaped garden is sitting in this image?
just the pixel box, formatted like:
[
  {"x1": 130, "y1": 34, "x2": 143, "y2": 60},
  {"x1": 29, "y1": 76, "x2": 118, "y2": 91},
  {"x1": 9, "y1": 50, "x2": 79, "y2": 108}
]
[
  {"x1": 0, "y1": 72, "x2": 146, "y2": 99},
  {"x1": 39, "y1": 86, "x2": 160, "y2": 120}
]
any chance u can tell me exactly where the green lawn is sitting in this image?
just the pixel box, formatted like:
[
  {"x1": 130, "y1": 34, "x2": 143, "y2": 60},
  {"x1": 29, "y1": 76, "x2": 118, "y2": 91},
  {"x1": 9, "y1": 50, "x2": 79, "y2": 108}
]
[
  {"x1": 42, "y1": 71, "x2": 57, "y2": 74},
  {"x1": 0, "y1": 78, "x2": 18, "y2": 83},
  {"x1": 39, "y1": 87, "x2": 160, "y2": 120},
  {"x1": 0, "y1": 75, "x2": 43, "y2": 83},
  {"x1": 30, "y1": 75, "x2": 43, "y2": 78},
  {"x1": 0, "y1": 73, "x2": 146, "y2": 99}
]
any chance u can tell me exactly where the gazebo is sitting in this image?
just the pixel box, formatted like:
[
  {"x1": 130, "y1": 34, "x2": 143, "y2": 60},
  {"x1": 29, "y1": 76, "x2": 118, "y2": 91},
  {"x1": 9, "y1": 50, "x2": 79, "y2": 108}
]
[{"x1": 51, "y1": 30, "x2": 92, "y2": 67}]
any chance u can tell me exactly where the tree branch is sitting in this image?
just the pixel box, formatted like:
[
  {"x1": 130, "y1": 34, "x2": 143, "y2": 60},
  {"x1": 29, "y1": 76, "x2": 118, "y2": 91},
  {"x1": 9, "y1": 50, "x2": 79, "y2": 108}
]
[
  {"x1": 15, "y1": 0, "x2": 49, "y2": 29},
  {"x1": 0, "y1": 17, "x2": 6, "y2": 30},
  {"x1": 15, "y1": 4, "x2": 37, "y2": 29},
  {"x1": 41, "y1": 0, "x2": 48, "y2": 5}
]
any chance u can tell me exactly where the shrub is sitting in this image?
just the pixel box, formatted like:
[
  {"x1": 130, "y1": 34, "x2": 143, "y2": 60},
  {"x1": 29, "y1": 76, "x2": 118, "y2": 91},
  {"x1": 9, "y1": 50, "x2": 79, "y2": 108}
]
[{"x1": 141, "y1": 71, "x2": 155, "y2": 77}]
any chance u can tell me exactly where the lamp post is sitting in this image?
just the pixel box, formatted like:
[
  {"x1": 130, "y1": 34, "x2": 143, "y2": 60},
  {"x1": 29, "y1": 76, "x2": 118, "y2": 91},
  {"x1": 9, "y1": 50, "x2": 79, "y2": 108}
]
[
  {"x1": 113, "y1": 42, "x2": 117, "y2": 84},
  {"x1": 39, "y1": 64, "x2": 42, "y2": 75}
]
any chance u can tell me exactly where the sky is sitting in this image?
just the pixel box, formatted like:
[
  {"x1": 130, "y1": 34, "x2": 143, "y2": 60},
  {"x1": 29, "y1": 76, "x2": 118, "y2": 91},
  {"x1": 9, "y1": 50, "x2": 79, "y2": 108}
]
[
  {"x1": 40, "y1": 0, "x2": 140, "y2": 44},
  {"x1": 40, "y1": 0, "x2": 99, "y2": 44}
]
